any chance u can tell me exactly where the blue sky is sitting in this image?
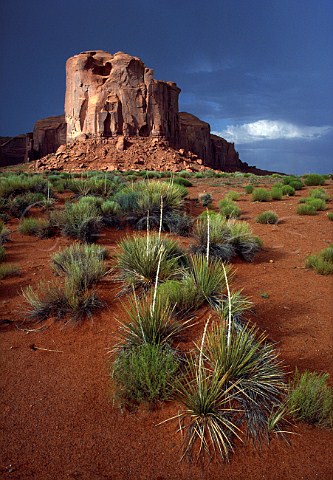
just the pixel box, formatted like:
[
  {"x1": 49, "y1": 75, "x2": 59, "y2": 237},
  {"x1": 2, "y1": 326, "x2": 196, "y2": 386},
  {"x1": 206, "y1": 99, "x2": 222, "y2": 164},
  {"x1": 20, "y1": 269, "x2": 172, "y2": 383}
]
[{"x1": 0, "y1": 0, "x2": 332, "y2": 174}]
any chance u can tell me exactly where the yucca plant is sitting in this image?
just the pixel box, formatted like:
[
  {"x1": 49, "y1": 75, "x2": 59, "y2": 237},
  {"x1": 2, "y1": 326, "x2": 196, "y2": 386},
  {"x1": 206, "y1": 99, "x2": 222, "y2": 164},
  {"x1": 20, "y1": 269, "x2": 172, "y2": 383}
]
[
  {"x1": 187, "y1": 254, "x2": 232, "y2": 305},
  {"x1": 156, "y1": 276, "x2": 202, "y2": 316},
  {"x1": 116, "y1": 233, "x2": 185, "y2": 291},
  {"x1": 205, "y1": 322, "x2": 286, "y2": 443},
  {"x1": 165, "y1": 324, "x2": 242, "y2": 462},
  {"x1": 213, "y1": 290, "x2": 253, "y2": 327},
  {"x1": 115, "y1": 293, "x2": 188, "y2": 350},
  {"x1": 228, "y1": 220, "x2": 262, "y2": 261},
  {"x1": 256, "y1": 211, "x2": 279, "y2": 224},
  {"x1": 192, "y1": 213, "x2": 235, "y2": 262}
]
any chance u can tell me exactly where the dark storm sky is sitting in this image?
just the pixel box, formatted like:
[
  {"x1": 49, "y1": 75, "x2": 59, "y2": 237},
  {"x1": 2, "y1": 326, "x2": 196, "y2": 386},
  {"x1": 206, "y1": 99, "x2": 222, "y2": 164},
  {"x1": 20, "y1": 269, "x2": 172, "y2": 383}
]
[{"x1": 1, "y1": 0, "x2": 332, "y2": 174}]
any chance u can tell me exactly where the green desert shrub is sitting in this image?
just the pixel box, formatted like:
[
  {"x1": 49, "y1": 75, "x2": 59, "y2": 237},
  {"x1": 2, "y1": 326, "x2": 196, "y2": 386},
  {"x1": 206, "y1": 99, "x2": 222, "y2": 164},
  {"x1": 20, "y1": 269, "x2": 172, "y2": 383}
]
[
  {"x1": 303, "y1": 174, "x2": 325, "y2": 186},
  {"x1": 116, "y1": 233, "x2": 185, "y2": 291},
  {"x1": 192, "y1": 213, "x2": 236, "y2": 262},
  {"x1": 283, "y1": 176, "x2": 304, "y2": 190},
  {"x1": 53, "y1": 201, "x2": 102, "y2": 243},
  {"x1": 270, "y1": 187, "x2": 283, "y2": 200},
  {"x1": 252, "y1": 188, "x2": 272, "y2": 202},
  {"x1": 281, "y1": 185, "x2": 295, "y2": 196},
  {"x1": 305, "y1": 244, "x2": 333, "y2": 275},
  {"x1": 7, "y1": 192, "x2": 47, "y2": 217},
  {"x1": 22, "y1": 280, "x2": 103, "y2": 323},
  {"x1": 225, "y1": 191, "x2": 241, "y2": 201},
  {"x1": 288, "y1": 369, "x2": 333, "y2": 428},
  {"x1": 113, "y1": 180, "x2": 186, "y2": 228},
  {"x1": 170, "y1": 321, "x2": 286, "y2": 462},
  {"x1": 256, "y1": 211, "x2": 279, "y2": 224},
  {"x1": 302, "y1": 197, "x2": 327, "y2": 211},
  {"x1": 327, "y1": 212, "x2": 333, "y2": 221},
  {"x1": 228, "y1": 220, "x2": 262, "y2": 261},
  {"x1": 296, "y1": 204, "x2": 317, "y2": 215},
  {"x1": 18, "y1": 217, "x2": 51, "y2": 238},
  {"x1": 51, "y1": 243, "x2": 108, "y2": 289},
  {"x1": 244, "y1": 185, "x2": 254, "y2": 194},
  {"x1": 192, "y1": 214, "x2": 261, "y2": 262},
  {"x1": 115, "y1": 294, "x2": 186, "y2": 350},
  {"x1": 167, "y1": 177, "x2": 193, "y2": 187},
  {"x1": 308, "y1": 188, "x2": 329, "y2": 201},
  {"x1": 186, "y1": 254, "x2": 231, "y2": 305},
  {"x1": 163, "y1": 212, "x2": 193, "y2": 236},
  {"x1": 219, "y1": 199, "x2": 241, "y2": 218},
  {"x1": 0, "y1": 263, "x2": 20, "y2": 280},
  {"x1": 198, "y1": 192, "x2": 213, "y2": 207},
  {"x1": 205, "y1": 322, "x2": 286, "y2": 442},
  {"x1": 0, "y1": 173, "x2": 49, "y2": 198},
  {"x1": 112, "y1": 343, "x2": 179, "y2": 406},
  {"x1": 156, "y1": 277, "x2": 200, "y2": 316}
]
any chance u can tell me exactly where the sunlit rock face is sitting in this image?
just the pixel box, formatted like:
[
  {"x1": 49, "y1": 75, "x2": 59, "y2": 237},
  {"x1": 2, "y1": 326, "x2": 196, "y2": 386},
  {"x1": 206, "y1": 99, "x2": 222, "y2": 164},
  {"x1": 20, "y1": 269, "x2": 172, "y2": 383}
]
[{"x1": 65, "y1": 50, "x2": 180, "y2": 146}]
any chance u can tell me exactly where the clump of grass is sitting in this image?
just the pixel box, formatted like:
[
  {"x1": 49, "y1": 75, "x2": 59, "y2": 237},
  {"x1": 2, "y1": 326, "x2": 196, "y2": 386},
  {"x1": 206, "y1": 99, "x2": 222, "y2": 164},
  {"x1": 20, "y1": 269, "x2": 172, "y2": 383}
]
[
  {"x1": 256, "y1": 211, "x2": 279, "y2": 224},
  {"x1": 18, "y1": 217, "x2": 51, "y2": 238},
  {"x1": 116, "y1": 233, "x2": 185, "y2": 291},
  {"x1": 164, "y1": 212, "x2": 193, "y2": 236},
  {"x1": 51, "y1": 243, "x2": 109, "y2": 289},
  {"x1": 281, "y1": 185, "x2": 295, "y2": 196},
  {"x1": 22, "y1": 280, "x2": 103, "y2": 323},
  {"x1": 304, "y1": 198, "x2": 327, "y2": 211},
  {"x1": 305, "y1": 244, "x2": 333, "y2": 275},
  {"x1": 287, "y1": 369, "x2": 333, "y2": 428},
  {"x1": 303, "y1": 174, "x2": 325, "y2": 186},
  {"x1": 225, "y1": 191, "x2": 241, "y2": 201},
  {"x1": 252, "y1": 188, "x2": 272, "y2": 202},
  {"x1": 296, "y1": 204, "x2": 317, "y2": 215},
  {"x1": 308, "y1": 188, "x2": 329, "y2": 201},
  {"x1": 327, "y1": 212, "x2": 333, "y2": 221},
  {"x1": 270, "y1": 187, "x2": 283, "y2": 200},
  {"x1": 166, "y1": 177, "x2": 193, "y2": 187},
  {"x1": 52, "y1": 200, "x2": 102, "y2": 243},
  {"x1": 228, "y1": 220, "x2": 262, "y2": 261},
  {"x1": 112, "y1": 343, "x2": 179, "y2": 406},
  {"x1": 283, "y1": 176, "x2": 304, "y2": 190},
  {"x1": 198, "y1": 193, "x2": 213, "y2": 207},
  {"x1": 244, "y1": 185, "x2": 254, "y2": 194},
  {"x1": 219, "y1": 198, "x2": 241, "y2": 218},
  {"x1": 156, "y1": 277, "x2": 200, "y2": 316},
  {"x1": 0, "y1": 264, "x2": 20, "y2": 280},
  {"x1": 7, "y1": 192, "x2": 48, "y2": 217}
]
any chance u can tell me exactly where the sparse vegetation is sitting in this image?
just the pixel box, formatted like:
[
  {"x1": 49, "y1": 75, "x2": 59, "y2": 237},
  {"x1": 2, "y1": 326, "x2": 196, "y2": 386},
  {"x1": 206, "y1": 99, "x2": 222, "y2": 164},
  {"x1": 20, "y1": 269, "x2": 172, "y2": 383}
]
[
  {"x1": 198, "y1": 192, "x2": 213, "y2": 207},
  {"x1": 218, "y1": 198, "x2": 241, "y2": 218},
  {"x1": 0, "y1": 263, "x2": 20, "y2": 280}
]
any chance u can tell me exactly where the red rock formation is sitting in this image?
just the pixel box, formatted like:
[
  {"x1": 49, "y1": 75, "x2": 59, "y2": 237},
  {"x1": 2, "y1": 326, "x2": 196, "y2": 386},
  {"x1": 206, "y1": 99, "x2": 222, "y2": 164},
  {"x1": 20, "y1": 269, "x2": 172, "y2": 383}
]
[
  {"x1": 33, "y1": 115, "x2": 66, "y2": 158},
  {"x1": 0, "y1": 134, "x2": 33, "y2": 166},
  {"x1": 65, "y1": 51, "x2": 180, "y2": 146}
]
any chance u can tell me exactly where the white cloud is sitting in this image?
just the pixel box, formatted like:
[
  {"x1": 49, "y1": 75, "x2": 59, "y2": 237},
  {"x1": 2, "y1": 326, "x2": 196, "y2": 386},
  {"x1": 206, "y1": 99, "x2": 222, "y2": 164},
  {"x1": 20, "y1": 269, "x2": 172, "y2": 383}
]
[{"x1": 213, "y1": 120, "x2": 333, "y2": 144}]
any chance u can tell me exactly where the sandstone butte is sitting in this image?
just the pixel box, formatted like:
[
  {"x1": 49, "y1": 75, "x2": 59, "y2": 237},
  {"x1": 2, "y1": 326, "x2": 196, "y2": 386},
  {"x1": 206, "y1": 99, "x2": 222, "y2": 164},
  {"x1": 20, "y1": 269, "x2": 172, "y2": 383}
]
[{"x1": 2, "y1": 50, "x2": 261, "y2": 173}]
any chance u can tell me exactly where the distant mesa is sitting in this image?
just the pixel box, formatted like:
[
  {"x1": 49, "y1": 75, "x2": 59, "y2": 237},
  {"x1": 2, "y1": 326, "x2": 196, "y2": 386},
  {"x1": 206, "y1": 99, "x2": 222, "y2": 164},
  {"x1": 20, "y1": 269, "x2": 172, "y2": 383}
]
[{"x1": 1, "y1": 50, "x2": 253, "y2": 172}]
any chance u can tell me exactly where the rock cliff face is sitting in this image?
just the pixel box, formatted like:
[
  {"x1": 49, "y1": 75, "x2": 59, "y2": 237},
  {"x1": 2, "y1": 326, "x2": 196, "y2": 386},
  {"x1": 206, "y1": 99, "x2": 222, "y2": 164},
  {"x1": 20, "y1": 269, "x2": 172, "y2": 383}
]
[
  {"x1": 64, "y1": 49, "x2": 244, "y2": 171},
  {"x1": 33, "y1": 115, "x2": 66, "y2": 158},
  {"x1": 65, "y1": 51, "x2": 180, "y2": 146}
]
